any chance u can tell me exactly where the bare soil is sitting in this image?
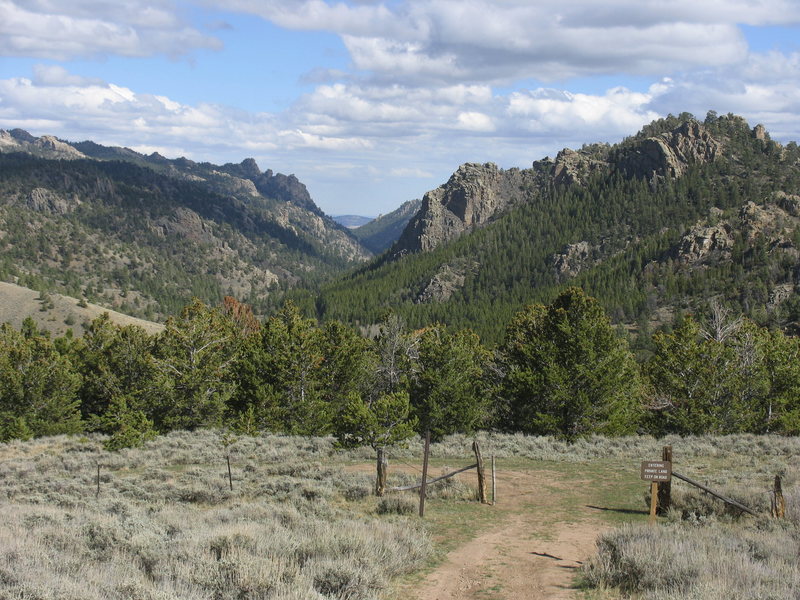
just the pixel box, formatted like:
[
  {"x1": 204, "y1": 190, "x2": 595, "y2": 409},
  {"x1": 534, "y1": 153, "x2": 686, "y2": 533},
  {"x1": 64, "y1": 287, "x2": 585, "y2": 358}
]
[{"x1": 405, "y1": 467, "x2": 612, "y2": 600}]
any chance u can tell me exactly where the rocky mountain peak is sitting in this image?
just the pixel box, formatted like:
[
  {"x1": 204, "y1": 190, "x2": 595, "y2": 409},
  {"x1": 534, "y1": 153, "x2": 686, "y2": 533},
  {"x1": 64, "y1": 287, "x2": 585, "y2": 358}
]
[
  {"x1": 390, "y1": 162, "x2": 538, "y2": 256},
  {"x1": 552, "y1": 148, "x2": 607, "y2": 186},
  {"x1": 618, "y1": 120, "x2": 721, "y2": 181},
  {"x1": 238, "y1": 158, "x2": 261, "y2": 179},
  {"x1": 255, "y1": 170, "x2": 321, "y2": 216}
]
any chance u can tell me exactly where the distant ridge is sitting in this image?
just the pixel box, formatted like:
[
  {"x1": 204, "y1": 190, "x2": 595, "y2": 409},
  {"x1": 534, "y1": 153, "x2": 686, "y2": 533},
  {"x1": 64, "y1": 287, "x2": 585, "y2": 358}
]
[
  {"x1": 333, "y1": 215, "x2": 375, "y2": 228},
  {"x1": 0, "y1": 128, "x2": 372, "y2": 322},
  {"x1": 351, "y1": 199, "x2": 422, "y2": 254}
]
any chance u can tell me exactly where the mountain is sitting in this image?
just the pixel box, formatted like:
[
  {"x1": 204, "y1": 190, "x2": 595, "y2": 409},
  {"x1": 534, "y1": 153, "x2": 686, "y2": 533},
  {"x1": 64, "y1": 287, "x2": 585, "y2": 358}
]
[
  {"x1": 351, "y1": 199, "x2": 422, "y2": 254},
  {"x1": 317, "y1": 113, "x2": 800, "y2": 344},
  {"x1": 0, "y1": 130, "x2": 371, "y2": 320},
  {"x1": 333, "y1": 215, "x2": 375, "y2": 228}
]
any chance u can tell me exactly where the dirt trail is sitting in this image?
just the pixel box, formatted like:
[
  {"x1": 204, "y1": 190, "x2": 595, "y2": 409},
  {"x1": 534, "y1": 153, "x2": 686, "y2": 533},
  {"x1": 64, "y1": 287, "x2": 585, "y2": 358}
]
[{"x1": 411, "y1": 468, "x2": 608, "y2": 600}]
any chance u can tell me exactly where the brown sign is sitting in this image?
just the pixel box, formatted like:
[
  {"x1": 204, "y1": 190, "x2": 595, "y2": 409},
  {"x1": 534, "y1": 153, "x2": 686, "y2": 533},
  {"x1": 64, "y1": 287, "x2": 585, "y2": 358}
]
[{"x1": 640, "y1": 460, "x2": 672, "y2": 482}]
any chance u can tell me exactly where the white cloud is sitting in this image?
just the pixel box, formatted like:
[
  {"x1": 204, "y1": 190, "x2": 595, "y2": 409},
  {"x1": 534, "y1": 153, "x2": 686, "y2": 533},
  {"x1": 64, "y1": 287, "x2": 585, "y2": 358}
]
[
  {"x1": 0, "y1": 0, "x2": 221, "y2": 59},
  {"x1": 31, "y1": 64, "x2": 105, "y2": 87},
  {"x1": 206, "y1": 0, "x2": 800, "y2": 85},
  {"x1": 389, "y1": 167, "x2": 435, "y2": 178},
  {"x1": 456, "y1": 111, "x2": 495, "y2": 132}
]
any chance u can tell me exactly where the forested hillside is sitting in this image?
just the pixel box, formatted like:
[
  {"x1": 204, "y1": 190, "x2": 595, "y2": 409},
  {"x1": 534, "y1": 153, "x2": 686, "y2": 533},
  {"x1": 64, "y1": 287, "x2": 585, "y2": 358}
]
[
  {"x1": 351, "y1": 199, "x2": 422, "y2": 254},
  {"x1": 316, "y1": 113, "x2": 800, "y2": 344},
  {"x1": 0, "y1": 131, "x2": 371, "y2": 320}
]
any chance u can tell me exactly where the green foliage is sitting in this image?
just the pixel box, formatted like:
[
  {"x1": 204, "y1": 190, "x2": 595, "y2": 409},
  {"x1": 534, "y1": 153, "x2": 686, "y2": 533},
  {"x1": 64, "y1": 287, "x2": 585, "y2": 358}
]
[
  {"x1": 411, "y1": 325, "x2": 491, "y2": 440},
  {"x1": 91, "y1": 395, "x2": 156, "y2": 451},
  {"x1": 335, "y1": 390, "x2": 417, "y2": 451},
  {"x1": 645, "y1": 313, "x2": 800, "y2": 435},
  {"x1": 0, "y1": 323, "x2": 83, "y2": 440},
  {"x1": 74, "y1": 313, "x2": 158, "y2": 424},
  {"x1": 235, "y1": 302, "x2": 329, "y2": 434},
  {"x1": 0, "y1": 414, "x2": 32, "y2": 443},
  {"x1": 498, "y1": 288, "x2": 643, "y2": 439},
  {"x1": 152, "y1": 299, "x2": 238, "y2": 430}
]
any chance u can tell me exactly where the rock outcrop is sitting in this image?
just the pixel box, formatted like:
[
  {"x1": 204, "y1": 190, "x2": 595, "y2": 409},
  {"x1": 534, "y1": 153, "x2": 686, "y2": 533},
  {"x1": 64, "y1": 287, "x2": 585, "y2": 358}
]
[
  {"x1": 0, "y1": 129, "x2": 86, "y2": 160},
  {"x1": 415, "y1": 261, "x2": 472, "y2": 303},
  {"x1": 552, "y1": 148, "x2": 607, "y2": 186},
  {"x1": 26, "y1": 188, "x2": 80, "y2": 215},
  {"x1": 550, "y1": 241, "x2": 595, "y2": 279},
  {"x1": 392, "y1": 163, "x2": 540, "y2": 256},
  {"x1": 673, "y1": 223, "x2": 735, "y2": 264},
  {"x1": 255, "y1": 170, "x2": 321, "y2": 216},
  {"x1": 618, "y1": 121, "x2": 721, "y2": 181}
]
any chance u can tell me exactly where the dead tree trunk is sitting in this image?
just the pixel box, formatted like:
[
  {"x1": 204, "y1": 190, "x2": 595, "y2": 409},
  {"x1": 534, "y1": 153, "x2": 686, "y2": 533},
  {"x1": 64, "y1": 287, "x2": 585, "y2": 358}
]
[{"x1": 375, "y1": 447, "x2": 388, "y2": 497}]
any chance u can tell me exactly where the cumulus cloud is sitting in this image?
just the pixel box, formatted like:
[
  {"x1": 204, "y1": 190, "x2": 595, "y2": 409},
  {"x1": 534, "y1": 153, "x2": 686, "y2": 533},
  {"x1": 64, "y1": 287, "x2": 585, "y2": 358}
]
[
  {"x1": 0, "y1": 72, "x2": 367, "y2": 156},
  {"x1": 0, "y1": 0, "x2": 221, "y2": 59},
  {"x1": 207, "y1": 0, "x2": 800, "y2": 84}
]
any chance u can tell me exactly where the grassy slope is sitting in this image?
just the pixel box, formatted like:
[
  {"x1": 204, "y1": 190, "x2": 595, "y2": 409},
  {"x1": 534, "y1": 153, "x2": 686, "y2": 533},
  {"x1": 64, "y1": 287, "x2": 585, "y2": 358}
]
[{"x1": 0, "y1": 280, "x2": 163, "y2": 337}]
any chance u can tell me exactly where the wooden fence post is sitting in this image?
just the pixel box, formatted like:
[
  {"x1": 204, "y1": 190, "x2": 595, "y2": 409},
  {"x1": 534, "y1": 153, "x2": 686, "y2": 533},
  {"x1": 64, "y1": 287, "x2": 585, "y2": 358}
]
[
  {"x1": 96, "y1": 463, "x2": 101, "y2": 498},
  {"x1": 771, "y1": 475, "x2": 786, "y2": 519},
  {"x1": 226, "y1": 454, "x2": 233, "y2": 491},
  {"x1": 491, "y1": 455, "x2": 496, "y2": 506},
  {"x1": 419, "y1": 431, "x2": 431, "y2": 517},
  {"x1": 649, "y1": 481, "x2": 658, "y2": 525},
  {"x1": 375, "y1": 447, "x2": 388, "y2": 497},
  {"x1": 658, "y1": 445, "x2": 672, "y2": 515},
  {"x1": 473, "y1": 441, "x2": 488, "y2": 504}
]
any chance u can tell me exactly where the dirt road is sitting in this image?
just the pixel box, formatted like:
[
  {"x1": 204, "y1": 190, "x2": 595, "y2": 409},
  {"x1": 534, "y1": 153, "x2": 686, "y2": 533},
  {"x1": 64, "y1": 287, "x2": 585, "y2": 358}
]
[{"x1": 411, "y1": 468, "x2": 611, "y2": 600}]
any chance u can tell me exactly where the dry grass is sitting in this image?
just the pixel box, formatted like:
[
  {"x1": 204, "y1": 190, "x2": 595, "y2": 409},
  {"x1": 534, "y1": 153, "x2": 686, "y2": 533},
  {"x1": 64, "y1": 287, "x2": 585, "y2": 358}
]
[
  {"x1": 0, "y1": 431, "x2": 429, "y2": 600},
  {"x1": 578, "y1": 436, "x2": 800, "y2": 599},
  {"x1": 3, "y1": 430, "x2": 799, "y2": 599},
  {"x1": 0, "y1": 280, "x2": 163, "y2": 337}
]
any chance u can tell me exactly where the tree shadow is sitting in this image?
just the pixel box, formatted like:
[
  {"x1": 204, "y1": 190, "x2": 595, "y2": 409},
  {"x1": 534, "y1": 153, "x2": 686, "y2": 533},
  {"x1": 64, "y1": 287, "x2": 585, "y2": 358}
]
[{"x1": 585, "y1": 504, "x2": 648, "y2": 515}]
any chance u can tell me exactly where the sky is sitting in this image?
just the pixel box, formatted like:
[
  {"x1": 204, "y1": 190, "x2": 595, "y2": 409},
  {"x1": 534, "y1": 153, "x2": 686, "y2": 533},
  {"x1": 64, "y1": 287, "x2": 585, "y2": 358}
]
[{"x1": 1, "y1": 1, "x2": 800, "y2": 216}]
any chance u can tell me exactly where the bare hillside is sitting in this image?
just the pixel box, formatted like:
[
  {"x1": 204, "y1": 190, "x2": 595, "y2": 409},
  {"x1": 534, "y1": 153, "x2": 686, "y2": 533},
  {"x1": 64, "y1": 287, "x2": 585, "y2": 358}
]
[{"x1": 0, "y1": 281, "x2": 163, "y2": 337}]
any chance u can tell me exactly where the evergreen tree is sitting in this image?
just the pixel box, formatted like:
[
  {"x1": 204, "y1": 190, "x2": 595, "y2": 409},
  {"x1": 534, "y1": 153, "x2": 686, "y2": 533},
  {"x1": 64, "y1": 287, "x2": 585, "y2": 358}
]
[
  {"x1": 152, "y1": 299, "x2": 237, "y2": 430},
  {"x1": 498, "y1": 288, "x2": 643, "y2": 438},
  {"x1": 411, "y1": 325, "x2": 491, "y2": 440},
  {"x1": 0, "y1": 323, "x2": 82, "y2": 440},
  {"x1": 334, "y1": 390, "x2": 416, "y2": 496}
]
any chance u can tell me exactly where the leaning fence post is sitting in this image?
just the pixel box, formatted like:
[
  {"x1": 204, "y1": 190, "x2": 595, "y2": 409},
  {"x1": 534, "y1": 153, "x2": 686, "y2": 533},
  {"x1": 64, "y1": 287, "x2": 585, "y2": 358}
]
[
  {"x1": 771, "y1": 475, "x2": 786, "y2": 519},
  {"x1": 95, "y1": 463, "x2": 101, "y2": 498},
  {"x1": 658, "y1": 445, "x2": 672, "y2": 514},
  {"x1": 419, "y1": 430, "x2": 431, "y2": 517},
  {"x1": 473, "y1": 441, "x2": 488, "y2": 504}
]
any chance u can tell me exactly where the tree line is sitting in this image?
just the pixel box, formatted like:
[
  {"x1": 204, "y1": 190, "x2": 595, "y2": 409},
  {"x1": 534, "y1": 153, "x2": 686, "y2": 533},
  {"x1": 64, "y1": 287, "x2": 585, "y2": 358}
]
[{"x1": 3, "y1": 289, "x2": 800, "y2": 458}]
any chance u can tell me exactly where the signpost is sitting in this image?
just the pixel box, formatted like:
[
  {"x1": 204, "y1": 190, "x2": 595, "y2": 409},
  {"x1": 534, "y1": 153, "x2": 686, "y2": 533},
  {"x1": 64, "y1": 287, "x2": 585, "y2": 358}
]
[{"x1": 640, "y1": 460, "x2": 671, "y2": 524}]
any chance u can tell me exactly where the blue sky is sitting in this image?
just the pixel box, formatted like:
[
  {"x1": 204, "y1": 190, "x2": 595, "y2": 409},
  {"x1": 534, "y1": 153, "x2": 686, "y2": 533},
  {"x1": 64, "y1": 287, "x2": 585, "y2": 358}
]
[{"x1": 2, "y1": 1, "x2": 800, "y2": 216}]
